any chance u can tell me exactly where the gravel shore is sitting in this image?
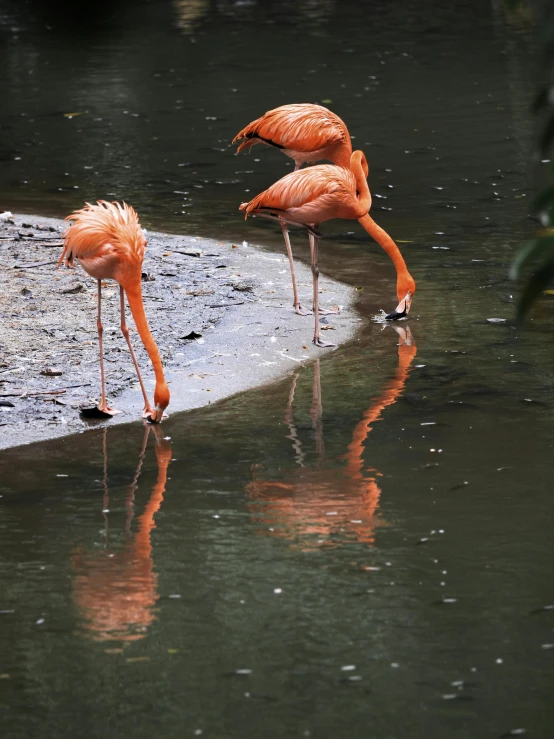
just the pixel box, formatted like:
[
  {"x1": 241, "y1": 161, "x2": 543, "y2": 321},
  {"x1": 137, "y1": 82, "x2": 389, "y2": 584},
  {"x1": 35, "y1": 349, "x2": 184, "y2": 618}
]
[{"x1": 0, "y1": 212, "x2": 361, "y2": 450}]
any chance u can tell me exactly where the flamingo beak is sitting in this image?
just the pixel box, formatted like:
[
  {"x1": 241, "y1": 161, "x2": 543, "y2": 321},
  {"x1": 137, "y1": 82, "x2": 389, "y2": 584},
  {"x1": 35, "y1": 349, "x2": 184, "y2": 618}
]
[
  {"x1": 148, "y1": 405, "x2": 164, "y2": 424},
  {"x1": 385, "y1": 292, "x2": 412, "y2": 321}
]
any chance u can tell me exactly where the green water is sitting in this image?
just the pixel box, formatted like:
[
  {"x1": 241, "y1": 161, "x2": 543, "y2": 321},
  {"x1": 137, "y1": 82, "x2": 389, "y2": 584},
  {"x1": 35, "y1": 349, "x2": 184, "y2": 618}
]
[{"x1": 1, "y1": 1, "x2": 553, "y2": 737}]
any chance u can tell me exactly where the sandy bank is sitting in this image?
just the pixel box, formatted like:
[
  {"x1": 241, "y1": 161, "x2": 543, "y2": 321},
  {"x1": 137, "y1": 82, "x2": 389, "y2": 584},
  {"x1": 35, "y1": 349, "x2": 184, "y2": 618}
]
[{"x1": 0, "y1": 212, "x2": 361, "y2": 450}]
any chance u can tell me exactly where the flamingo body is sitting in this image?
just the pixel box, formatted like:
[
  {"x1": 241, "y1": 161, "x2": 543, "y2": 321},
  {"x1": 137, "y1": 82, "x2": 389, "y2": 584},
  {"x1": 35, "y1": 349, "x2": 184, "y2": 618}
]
[
  {"x1": 233, "y1": 103, "x2": 352, "y2": 169},
  {"x1": 59, "y1": 201, "x2": 170, "y2": 422},
  {"x1": 241, "y1": 163, "x2": 369, "y2": 224}
]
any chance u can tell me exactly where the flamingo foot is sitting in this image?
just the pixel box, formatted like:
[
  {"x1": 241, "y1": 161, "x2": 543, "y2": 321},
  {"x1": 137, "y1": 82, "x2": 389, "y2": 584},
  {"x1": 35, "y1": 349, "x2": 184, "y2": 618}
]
[
  {"x1": 315, "y1": 306, "x2": 340, "y2": 315},
  {"x1": 81, "y1": 404, "x2": 121, "y2": 419},
  {"x1": 295, "y1": 303, "x2": 313, "y2": 316},
  {"x1": 313, "y1": 337, "x2": 337, "y2": 349}
]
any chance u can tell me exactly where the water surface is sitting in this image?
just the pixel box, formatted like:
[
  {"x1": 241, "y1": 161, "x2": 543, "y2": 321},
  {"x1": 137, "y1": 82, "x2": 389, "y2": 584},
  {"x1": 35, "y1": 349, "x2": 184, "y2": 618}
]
[{"x1": 1, "y1": 1, "x2": 553, "y2": 737}]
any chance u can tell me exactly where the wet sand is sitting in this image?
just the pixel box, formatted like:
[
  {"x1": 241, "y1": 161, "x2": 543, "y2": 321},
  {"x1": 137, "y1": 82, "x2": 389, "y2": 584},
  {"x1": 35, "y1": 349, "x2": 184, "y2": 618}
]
[{"x1": 0, "y1": 213, "x2": 361, "y2": 450}]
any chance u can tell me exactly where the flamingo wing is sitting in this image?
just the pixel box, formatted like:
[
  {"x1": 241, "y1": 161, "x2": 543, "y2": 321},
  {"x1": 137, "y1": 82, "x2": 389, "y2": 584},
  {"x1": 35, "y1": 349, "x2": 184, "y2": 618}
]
[{"x1": 233, "y1": 103, "x2": 349, "y2": 154}]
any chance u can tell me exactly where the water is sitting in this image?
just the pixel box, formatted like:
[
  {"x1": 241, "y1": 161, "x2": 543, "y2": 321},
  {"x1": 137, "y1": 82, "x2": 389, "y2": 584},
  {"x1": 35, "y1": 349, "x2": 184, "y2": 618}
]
[{"x1": 1, "y1": 1, "x2": 554, "y2": 737}]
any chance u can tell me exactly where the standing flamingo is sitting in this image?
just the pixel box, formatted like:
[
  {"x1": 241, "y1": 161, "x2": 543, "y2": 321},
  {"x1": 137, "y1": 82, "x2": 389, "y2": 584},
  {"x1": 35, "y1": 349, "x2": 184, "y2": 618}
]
[
  {"x1": 58, "y1": 200, "x2": 170, "y2": 422},
  {"x1": 240, "y1": 150, "x2": 416, "y2": 347},
  {"x1": 234, "y1": 103, "x2": 353, "y2": 316}
]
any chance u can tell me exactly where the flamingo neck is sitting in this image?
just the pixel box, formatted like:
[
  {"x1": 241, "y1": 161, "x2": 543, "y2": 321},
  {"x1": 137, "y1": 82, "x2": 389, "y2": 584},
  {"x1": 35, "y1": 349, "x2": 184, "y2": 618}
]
[
  {"x1": 332, "y1": 139, "x2": 353, "y2": 169},
  {"x1": 349, "y1": 151, "x2": 371, "y2": 215},
  {"x1": 121, "y1": 280, "x2": 170, "y2": 410},
  {"x1": 357, "y1": 213, "x2": 415, "y2": 300}
]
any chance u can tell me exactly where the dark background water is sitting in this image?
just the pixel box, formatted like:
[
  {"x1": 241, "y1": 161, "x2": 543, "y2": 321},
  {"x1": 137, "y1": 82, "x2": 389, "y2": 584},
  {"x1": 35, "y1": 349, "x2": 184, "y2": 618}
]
[{"x1": 1, "y1": 1, "x2": 554, "y2": 737}]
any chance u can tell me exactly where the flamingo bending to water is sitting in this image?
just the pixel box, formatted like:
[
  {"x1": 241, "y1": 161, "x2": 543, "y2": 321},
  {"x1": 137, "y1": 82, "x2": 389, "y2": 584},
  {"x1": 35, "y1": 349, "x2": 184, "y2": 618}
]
[
  {"x1": 58, "y1": 200, "x2": 170, "y2": 422},
  {"x1": 234, "y1": 103, "x2": 353, "y2": 315},
  {"x1": 240, "y1": 150, "x2": 416, "y2": 347}
]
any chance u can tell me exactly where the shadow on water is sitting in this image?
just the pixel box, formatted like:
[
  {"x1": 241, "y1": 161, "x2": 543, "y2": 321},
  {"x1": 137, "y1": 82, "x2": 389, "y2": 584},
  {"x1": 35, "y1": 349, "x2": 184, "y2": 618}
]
[{"x1": 0, "y1": 0, "x2": 554, "y2": 737}]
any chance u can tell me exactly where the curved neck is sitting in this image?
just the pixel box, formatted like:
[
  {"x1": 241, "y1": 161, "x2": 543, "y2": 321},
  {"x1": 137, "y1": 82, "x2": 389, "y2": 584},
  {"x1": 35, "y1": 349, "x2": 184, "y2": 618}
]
[
  {"x1": 344, "y1": 340, "x2": 417, "y2": 480},
  {"x1": 349, "y1": 151, "x2": 371, "y2": 215},
  {"x1": 357, "y1": 213, "x2": 412, "y2": 297},
  {"x1": 122, "y1": 281, "x2": 167, "y2": 395},
  {"x1": 332, "y1": 139, "x2": 353, "y2": 169},
  {"x1": 134, "y1": 441, "x2": 171, "y2": 558}
]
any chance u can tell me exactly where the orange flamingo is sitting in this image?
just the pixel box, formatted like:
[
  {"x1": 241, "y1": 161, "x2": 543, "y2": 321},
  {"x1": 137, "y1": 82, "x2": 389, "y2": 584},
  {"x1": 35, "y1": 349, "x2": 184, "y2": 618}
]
[
  {"x1": 58, "y1": 201, "x2": 170, "y2": 422},
  {"x1": 246, "y1": 325, "x2": 416, "y2": 550},
  {"x1": 233, "y1": 103, "x2": 352, "y2": 171},
  {"x1": 234, "y1": 103, "x2": 352, "y2": 316},
  {"x1": 72, "y1": 424, "x2": 171, "y2": 642},
  {"x1": 240, "y1": 150, "x2": 416, "y2": 346}
]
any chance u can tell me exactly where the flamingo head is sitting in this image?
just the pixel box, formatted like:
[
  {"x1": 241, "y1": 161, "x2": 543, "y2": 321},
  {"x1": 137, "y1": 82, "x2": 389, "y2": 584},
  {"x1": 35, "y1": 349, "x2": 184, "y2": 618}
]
[
  {"x1": 386, "y1": 274, "x2": 416, "y2": 321},
  {"x1": 149, "y1": 382, "x2": 170, "y2": 423}
]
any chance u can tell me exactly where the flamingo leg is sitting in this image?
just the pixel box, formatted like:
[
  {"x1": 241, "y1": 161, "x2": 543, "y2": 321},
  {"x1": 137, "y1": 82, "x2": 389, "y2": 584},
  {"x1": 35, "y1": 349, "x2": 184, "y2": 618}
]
[
  {"x1": 96, "y1": 281, "x2": 111, "y2": 413},
  {"x1": 310, "y1": 232, "x2": 336, "y2": 349},
  {"x1": 307, "y1": 222, "x2": 338, "y2": 316},
  {"x1": 280, "y1": 223, "x2": 312, "y2": 316},
  {"x1": 120, "y1": 287, "x2": 155, "y2": 419}
]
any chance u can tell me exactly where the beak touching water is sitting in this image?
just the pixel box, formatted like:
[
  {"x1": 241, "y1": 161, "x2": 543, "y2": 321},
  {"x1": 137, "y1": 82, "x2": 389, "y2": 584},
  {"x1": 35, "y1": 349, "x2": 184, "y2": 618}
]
[
  {"x1": 148, "y1": 405, "x2": 165, "y2": 424},
  {"x1": 385, "y1": 291, "x2": 412, "y2": 321}
]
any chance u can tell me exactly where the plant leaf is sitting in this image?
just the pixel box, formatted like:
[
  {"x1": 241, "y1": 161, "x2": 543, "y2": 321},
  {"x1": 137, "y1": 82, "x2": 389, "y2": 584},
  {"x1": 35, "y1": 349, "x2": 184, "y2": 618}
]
[
  {"x1": 517, "y1": 257, "x2": 554, "y2": 318},
  {"x1": 510, "y1": 235, "x2": 554, "y2": 279}
]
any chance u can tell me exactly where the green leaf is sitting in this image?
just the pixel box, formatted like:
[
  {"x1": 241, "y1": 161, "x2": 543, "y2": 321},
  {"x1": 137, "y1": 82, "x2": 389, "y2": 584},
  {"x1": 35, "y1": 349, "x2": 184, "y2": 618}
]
[
  {"x1": 510, "y1": 234, "x2": 554, "y2": 279},
  {"x1": 517, "y1": 257, "x2": 554, "y2": 318},
  {"x1": 540, "y1": 116, "x2": 554, "y2": 153},
  {"x1": 532, "y1": 184, "x2": 554, "y2": 214}
]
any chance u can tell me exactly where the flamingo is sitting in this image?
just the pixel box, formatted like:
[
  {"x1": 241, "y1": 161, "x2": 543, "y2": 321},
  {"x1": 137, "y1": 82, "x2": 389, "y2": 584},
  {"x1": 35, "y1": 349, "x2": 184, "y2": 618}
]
[
  {"x1": 246, "y1": 326, "x2": 417, "y2": 550},
  {"x1": 233, "y1": 103, "x2": 352, "y2": 171},
  {"x1": 58, "y1": 200, "x2": 170, "y2": 422},
  {"x1": 234, "y1": 103, "x2": 352, "y2": 316},
  {"x1": 240, "y1": 150, "x2": 416, "y2": 347}
]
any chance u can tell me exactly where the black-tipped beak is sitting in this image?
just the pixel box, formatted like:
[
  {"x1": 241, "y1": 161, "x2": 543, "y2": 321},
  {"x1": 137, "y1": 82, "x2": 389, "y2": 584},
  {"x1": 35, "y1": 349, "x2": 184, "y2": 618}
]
[
  {"x1": 148, "y1": 405, "x2": 164, "y2": 424},
  {"x1": 385, "y1": 303, "x2": 407, "y2": 321},
  {"x1": 385, "y1": 292, "x2": 412, "y2": 321}
]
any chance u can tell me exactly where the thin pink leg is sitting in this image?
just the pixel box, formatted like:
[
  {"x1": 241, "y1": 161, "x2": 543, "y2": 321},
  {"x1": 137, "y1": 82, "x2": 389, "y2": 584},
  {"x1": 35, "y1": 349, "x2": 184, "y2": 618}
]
[
  {"x1": 310, "y1": 232, "x2": 336, "y2": 349},
  {"x1": 96, "y1": 280, "x2": 111, "y2": 413},
  {"x1": 120, "y1": 287, "x2": 154, "y2": 418},
  {"x1": 309, "y1": 223, "x2": 338, "y2": 316},
  {"x1": 281, "y1": 223, "x2": 311, "y2": 316}
]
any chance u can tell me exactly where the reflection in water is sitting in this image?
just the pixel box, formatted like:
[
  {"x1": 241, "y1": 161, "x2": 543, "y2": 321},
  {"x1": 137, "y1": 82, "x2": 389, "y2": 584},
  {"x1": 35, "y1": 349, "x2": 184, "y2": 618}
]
[
  {"x1": 72, "y1": 425, "x2": 171, "y2": 642},
  {"x1": 173, "y1": 0, "x2": 210, "y2": 33},
  {"x1": 246, "y1": 326, "x2": 416, "y2": 548}
]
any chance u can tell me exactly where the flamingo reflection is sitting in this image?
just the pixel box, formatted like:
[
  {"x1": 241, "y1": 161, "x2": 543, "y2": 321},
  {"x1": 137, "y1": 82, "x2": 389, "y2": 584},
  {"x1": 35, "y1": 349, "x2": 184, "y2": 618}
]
[
  {"x1": 72, "y1": 425, "x2": 171, "y2": 642},
  {"x1": 246, "y1": 326, "x2": 416, "y2": 549}
]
